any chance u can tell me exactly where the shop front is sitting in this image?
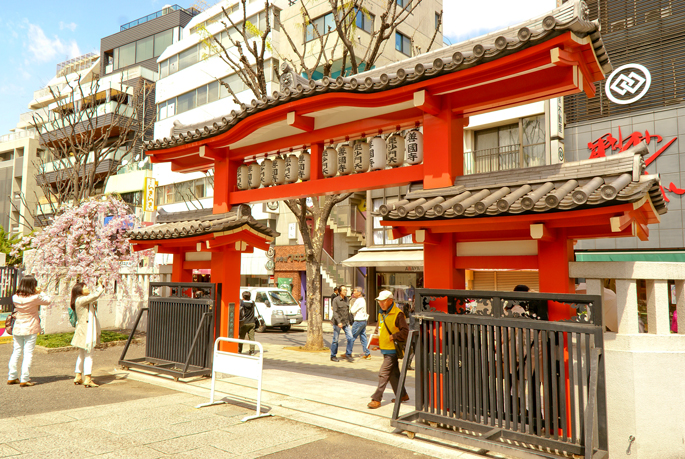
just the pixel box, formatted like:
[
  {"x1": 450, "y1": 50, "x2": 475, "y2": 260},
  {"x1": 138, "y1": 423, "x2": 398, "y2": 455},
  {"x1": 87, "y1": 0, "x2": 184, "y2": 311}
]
[{"x1": 273, "y1": 245, "x2": 307, "y2": 319}]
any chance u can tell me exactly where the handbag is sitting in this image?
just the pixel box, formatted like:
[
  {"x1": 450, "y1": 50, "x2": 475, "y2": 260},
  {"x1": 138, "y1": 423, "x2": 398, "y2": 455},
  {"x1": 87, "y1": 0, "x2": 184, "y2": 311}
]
[
  {"x1": 68, "y1": 308, "x2": 77, "y2": 328},
  {"x1": 382, "y1": 314, "x2": 406, "y2": 359},
  {"x1": 4, "y1": 311, "x2": 16, "y2": 335}
]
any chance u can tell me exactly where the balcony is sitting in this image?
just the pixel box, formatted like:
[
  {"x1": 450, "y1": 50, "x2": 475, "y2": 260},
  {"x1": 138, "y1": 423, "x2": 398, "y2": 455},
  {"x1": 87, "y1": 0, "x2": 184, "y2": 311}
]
[
  {"x1": 0, "y1": 129, "x2": 38, "y2": 143},
  {"x1": 36, "y1": 158, "x2": 120, "y2": 187},
  {"x1": 120, "y1": 4, "x2": 199, "y2": 31},
  {"x1": 464, "y1": 144, "x2": 521, "y2": 175},
  {"x1": 39, "y1": 102, "x2": 136, "y2": 146}
]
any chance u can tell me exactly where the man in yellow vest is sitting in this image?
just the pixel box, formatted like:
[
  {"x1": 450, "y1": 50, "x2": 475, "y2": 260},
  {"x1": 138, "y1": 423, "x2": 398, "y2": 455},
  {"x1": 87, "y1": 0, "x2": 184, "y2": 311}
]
[{"x1": 367, "y1": 290, "x2": 409, "y2": 409}]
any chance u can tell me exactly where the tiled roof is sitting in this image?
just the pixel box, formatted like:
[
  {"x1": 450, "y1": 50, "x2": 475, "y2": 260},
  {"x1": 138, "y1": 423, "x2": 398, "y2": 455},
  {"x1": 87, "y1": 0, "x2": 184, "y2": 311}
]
[
  {"x1": 377, "y1": 143, "x2": 666, "y2": 221},
  {"x1": 146, "y1": 0, "x2": 607, "y2": 152},
  {"x1": 126, "y1": 205, "x2": 278, "y2": 241}
]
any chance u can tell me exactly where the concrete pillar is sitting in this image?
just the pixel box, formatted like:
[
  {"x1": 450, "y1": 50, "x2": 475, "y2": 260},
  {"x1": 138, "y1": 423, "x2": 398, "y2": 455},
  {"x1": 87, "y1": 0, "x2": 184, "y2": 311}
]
[
  {"x1": 676, "y1": 280, "x2": 685, "y2": 334},
  {"x1": 586, "y1": 278, "x2": 605, "y2": 329},
  {"x1": 616, "y1": 279, "x2": 639, "y2": 334},
  {"x1": 646, "y1": 279, "x2": 670, "y2": 335}
]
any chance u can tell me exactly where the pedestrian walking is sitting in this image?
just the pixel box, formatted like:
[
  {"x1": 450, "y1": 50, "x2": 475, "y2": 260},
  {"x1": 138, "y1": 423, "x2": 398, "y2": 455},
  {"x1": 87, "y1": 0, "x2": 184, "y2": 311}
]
[
  {"x1": 368, "y1": 290, "x2": 409, "y2": 409},
  {"x1": 239, "y1": 291, "x2": 256, "y2": 355},
  {"x1": 70, "y1": 281, "x2": 105, "y2": 388},
  {"x1": 330, "y1": 285, "x2": 354, "y2": 362},
  {"x1": 7, "y1": 275, "x2": 51, "y2": 387},
  {"x1": 349, "y1": 287, "x2": 370, "y2": 359}
]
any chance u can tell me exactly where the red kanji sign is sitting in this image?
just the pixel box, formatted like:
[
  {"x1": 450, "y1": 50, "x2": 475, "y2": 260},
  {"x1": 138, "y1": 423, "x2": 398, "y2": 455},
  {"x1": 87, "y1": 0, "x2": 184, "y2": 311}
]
[{"x1": 587, "y1": 128, "x2": 680, "y2": 201}]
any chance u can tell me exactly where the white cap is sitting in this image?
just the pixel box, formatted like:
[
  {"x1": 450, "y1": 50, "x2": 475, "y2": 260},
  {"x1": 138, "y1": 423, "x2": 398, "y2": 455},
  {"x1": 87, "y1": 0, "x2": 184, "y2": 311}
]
[{"x1": 376, "y1": 290, "x2": 393, "y2": 301}]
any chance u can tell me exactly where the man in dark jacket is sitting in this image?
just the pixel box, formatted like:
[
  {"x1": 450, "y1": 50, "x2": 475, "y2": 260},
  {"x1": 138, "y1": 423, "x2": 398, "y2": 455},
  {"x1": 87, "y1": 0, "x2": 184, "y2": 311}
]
[
  {"x1": 239, "y1": 291, "x2": 256, "y2": 355},
  {"x1": 330, "y1": 285, "x2": 354, "y2": 362}
]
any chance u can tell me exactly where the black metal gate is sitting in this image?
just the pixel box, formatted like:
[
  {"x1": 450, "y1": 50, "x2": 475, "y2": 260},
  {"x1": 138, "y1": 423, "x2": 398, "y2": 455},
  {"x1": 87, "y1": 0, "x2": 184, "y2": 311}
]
[
  {"x1": 0, "y1": 267, "x2": 23, "y2": 312},
  {"x1": 119, "y1": 282, "x2": 221, "y2": 379},
  {"x1": 392, "y1": 288, "x2": 608, "y2": 459}
]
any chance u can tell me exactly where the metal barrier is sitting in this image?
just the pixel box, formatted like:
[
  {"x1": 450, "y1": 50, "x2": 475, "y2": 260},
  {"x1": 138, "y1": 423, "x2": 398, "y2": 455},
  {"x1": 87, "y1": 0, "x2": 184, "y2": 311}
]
[
  {"x1": 392, "y1": 288, "x2": 607, "y2": 459},
  {"x1": 0, "y1": 267, "x2": 23, "y2": 312},
  {"x1": 119, "y1": 282, "x2": 221, "y2": 379},
  {"x1": 196, "y1": 337, "x2": 273, "y2": 422}
]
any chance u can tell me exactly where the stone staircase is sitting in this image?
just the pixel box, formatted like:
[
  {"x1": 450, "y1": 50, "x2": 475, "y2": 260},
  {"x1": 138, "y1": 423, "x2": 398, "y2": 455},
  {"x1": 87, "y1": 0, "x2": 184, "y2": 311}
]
[{"x1": 328, "y1": 192, "x2": 366, "y2": 250}]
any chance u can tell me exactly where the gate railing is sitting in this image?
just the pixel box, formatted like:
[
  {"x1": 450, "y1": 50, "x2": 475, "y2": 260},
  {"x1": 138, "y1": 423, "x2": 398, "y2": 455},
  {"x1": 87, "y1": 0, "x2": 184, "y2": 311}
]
[
  {"x1": 0, "y1": 267, "x2": 23, "y2": 312},
  {"x1": 119, "y1": 281, "x2": 221, "y2": 379},
  {"x1": 392, "y1": 288, "x2": 607, "y2": 459}
]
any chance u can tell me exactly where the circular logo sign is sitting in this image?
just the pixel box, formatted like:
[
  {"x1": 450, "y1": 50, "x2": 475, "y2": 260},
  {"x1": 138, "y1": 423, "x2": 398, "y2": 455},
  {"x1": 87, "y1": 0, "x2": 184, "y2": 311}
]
[{"x1": 605, "y1": 64, "x2": 651, "y2": 105}]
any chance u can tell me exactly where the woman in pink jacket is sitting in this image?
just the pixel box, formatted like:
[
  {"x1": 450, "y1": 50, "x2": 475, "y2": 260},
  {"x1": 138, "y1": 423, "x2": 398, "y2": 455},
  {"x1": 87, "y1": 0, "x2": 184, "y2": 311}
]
[{"x1": 7, "y1": 275, "x2": 51, "y2": 387}]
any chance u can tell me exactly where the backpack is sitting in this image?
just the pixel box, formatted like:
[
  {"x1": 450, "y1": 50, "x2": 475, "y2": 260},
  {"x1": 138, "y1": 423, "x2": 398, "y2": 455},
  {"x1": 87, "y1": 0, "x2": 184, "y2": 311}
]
[{"x1": 68, "y1": 307, "x2": 77, "y2": 327}]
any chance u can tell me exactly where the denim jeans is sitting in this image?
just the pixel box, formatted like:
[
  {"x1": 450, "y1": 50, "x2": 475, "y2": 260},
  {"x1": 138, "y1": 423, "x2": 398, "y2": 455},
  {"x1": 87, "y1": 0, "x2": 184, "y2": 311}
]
[
  {"x1": 331, "y1": 324, "x2": 354, "y2": 357},
  {"x1": 351, "y1": 320, "x2": 370, "y2": 356},
  {"x1": 8, "y1": 334, "x2": 37, "y2": 383}
]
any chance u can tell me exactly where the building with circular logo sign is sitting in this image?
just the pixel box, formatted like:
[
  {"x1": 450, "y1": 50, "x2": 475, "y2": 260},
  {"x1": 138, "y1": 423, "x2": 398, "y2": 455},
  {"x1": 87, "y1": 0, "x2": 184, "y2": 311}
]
[{"x1": 604, "y1": 63, "x2": 651, "y2": 105}]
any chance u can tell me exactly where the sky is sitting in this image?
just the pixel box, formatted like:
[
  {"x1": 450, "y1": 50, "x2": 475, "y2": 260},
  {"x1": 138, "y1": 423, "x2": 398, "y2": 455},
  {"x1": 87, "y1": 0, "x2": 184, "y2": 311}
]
[{"x1": 0, "y1": 0, "x2": 556, "y2": 137}]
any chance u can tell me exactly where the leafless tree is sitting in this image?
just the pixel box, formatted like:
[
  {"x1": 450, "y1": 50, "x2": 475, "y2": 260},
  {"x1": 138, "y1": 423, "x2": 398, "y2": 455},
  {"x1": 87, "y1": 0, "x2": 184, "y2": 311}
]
[
  {"x1": 30, "y1": 74, "x2": 155, "y2": 219},
  {"x1": 200, "y1": 0, "x2": 431, "y2": 350}
]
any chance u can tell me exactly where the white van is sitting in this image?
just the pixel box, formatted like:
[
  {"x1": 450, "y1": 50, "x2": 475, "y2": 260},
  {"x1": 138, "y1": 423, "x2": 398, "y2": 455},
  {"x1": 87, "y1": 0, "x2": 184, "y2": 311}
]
[{"x1": 239, "y1": 287, "x2": 303, "y2": 332}]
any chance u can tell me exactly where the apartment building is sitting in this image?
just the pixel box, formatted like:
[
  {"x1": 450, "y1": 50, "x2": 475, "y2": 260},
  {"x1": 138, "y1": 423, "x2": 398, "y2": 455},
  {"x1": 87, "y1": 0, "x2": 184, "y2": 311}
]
[{"x1": 0, "y1": 129, "x2": 42, "y2": 236}]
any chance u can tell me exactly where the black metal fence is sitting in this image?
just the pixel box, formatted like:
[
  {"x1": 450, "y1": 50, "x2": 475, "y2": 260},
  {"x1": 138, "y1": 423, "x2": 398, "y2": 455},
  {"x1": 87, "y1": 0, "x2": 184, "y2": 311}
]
[
  {"x1": 119, "y1": 282, "x2": 221, "y2": 379},
  {"x1": 0, "y1": 267, "x2": 23, "y2": 312},
  {"x1": 392, "y1": 289, "x2": 607, "y2": 459}
]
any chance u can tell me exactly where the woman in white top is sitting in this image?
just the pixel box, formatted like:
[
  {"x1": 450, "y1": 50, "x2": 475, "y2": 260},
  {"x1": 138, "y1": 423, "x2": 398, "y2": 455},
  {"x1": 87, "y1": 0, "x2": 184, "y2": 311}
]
[
  {"x1": 7, "y1": 275, "x2": 51, "y2": 387},
  {"x1": 70, "y1": 281, "x2": 104, "y2": 388}
]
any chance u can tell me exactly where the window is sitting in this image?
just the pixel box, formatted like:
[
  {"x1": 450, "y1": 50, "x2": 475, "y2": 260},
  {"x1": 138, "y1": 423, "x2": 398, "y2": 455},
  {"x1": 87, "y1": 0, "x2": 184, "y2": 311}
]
[
  {"x1": 467, "y1": 114, "x2": 547, "y2": 174},
  {"x1": 168, "y1": 54, "x2": 178, "y2": 74},
  {"x1": 154, "y1": 29, "x2": 173, "y2": 57},
  {"x1": 176, "y1": 90, "x2": 196, "y2": 115},
  {"x1": 521, "y1": 114, "x2": 546, "y2": 167},
  {"x1": 160, "y1": 59, "x2": 169, "y2": 78},
  {"x1": 207, "y1": 81, "x2": 219, "y2": 103},
  {"x1": 178, "y1": 46, "x2": 198, "y2": 72},
  {"x1": 396, "y1": 0, "x2": 412, "y2": 9},
  {"x1": 306, "y1": 12, "x2": 335, "y2": 42},
  {"x1": 118, "y1": 42, "x2": 136, "y2": 68},
  {"x1": 136, "y1": 35, "x2": 154, "y2": 62},
  {"x1": 108, "y1": 29, "x2": 175, "y2": 73},
  {"x1": 356, "y1": 9, "x2": 374, "y2": 33},
  {"x1": 120, "y1": 191, "x2": 143, "y2": 207},
  {"x1": 395, "y1": 31, "x2": 411, "y2": 56},
  {"x1": 156, "y1": 60, "x2": 278, "y2": 120},
  {"x1": 156, "y1": 178, "x2": 213, "y2": 205},
  {"x1": 372, "y1": 198, "x2": 412, "y2": 245}
]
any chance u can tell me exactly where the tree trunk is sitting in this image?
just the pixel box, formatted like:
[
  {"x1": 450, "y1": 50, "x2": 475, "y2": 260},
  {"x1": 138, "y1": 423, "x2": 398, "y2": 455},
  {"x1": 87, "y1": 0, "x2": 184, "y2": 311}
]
[{"x1": 304, "y1": 260, "x2": 324, "y2": 350}]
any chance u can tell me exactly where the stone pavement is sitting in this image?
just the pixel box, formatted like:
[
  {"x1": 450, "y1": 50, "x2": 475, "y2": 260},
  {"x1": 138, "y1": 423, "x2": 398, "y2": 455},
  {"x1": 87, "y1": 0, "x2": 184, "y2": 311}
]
[{"x1": 115, "y1": 329, "x2": 514, "y2": 459}]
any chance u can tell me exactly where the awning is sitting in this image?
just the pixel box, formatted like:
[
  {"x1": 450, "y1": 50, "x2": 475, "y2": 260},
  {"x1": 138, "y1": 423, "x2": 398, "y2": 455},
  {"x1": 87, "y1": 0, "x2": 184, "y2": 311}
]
[
  {"x1": 342, "y1": 249, "x2": 423, "y2": 268},
  {"x1": 575, "y1": 251, "x2": 685, "y2": 262}
]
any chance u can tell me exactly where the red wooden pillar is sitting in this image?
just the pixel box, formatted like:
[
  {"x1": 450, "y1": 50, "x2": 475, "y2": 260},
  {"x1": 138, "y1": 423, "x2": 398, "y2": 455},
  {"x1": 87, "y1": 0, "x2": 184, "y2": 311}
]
[
  {"x1": 422, "y1": 100, "x2": 468, "y2": 190},
  {"x1": 537, "y1": 229, "x2": 574, "y2": 320},
  {"x1": 171, "y1": 251, "x2": 193, "y2": 282},
  {"x1": 211, "y1": 246, "x2": 242, "y2": 352},
  {"x1": 213, "y1": 159, "x2": 239, "y2": 214},
  {"x1": 423, "y1": 232, "x2": 466, "y2": 312}
]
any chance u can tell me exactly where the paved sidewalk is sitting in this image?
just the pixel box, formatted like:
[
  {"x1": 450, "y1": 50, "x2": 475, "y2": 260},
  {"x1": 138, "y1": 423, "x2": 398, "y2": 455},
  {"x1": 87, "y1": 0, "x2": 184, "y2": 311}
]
[{"x1": 117, "y1": 337, "x2": 513, "y2": 459}]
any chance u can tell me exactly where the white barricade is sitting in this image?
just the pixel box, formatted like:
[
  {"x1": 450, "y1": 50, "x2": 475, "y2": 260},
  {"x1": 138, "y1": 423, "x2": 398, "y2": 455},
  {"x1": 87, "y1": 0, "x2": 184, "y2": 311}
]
[{"x1": 196, "y1": 337, "x2": 273, "y2": 422}]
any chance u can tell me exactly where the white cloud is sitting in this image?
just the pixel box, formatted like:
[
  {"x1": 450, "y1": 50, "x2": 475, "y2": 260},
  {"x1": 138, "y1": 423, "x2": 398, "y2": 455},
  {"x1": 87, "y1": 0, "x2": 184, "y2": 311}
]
[
  {"x1": 443, "y1": 0, "x2": 557, "y2": 44},
  {"x1": 59, "y1": 21, "x2": 77, "y2": 32},
  {"x1": 27, "y1": 23, "x2": 81, "y2": 62}
]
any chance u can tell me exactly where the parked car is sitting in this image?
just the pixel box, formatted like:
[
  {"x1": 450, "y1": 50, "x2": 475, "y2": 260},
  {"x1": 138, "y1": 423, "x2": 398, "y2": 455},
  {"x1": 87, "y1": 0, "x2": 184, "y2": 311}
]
[{"x1": 239, "y1": 287, "x2": 303, "y2": 332}]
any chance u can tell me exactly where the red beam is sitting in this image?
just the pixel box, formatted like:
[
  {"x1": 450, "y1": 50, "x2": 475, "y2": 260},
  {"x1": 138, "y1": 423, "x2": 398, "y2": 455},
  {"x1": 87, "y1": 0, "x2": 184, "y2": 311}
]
[
  {"x1": 455, "y1": 256, "x2": 538, "y2": 270},
  {"x1": 228, "y1": 164, "x2": 424, "y2": 204},
  {"x1": 414, "y1": 90, "x2": 441, "y2": 115},
  {"x1": 183, "y1": 260, "x2": 211, "y2": 270},
  {"x1": 287, "y1": 111, "x2": 315, "y2": 132}
]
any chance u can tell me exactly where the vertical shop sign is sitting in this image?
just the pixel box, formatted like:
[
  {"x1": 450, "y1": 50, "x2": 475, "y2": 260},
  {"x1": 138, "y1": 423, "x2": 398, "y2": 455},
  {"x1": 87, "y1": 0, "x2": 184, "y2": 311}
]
[{"x1": 143, "y1": 177, "x2": 158, "y2": 212}]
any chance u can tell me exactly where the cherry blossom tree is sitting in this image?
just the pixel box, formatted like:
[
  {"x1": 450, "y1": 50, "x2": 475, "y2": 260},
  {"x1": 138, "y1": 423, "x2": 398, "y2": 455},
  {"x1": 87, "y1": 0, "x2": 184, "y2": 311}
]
[{"x1": 11, "y1": 195, "x2": 154, "y2": 304}]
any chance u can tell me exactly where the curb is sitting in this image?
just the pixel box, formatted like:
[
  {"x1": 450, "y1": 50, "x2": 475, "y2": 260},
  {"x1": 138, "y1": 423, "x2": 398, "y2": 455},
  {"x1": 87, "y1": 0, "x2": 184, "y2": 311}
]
[{"x1": 35, "y1": 338, "x2": 143, "y2": 354}]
